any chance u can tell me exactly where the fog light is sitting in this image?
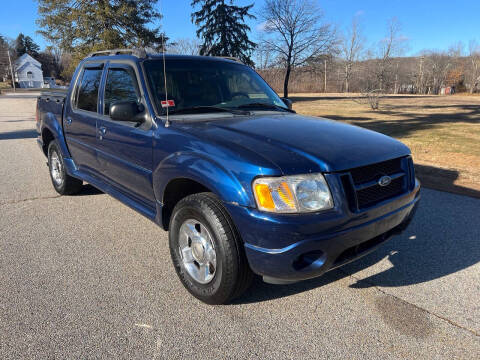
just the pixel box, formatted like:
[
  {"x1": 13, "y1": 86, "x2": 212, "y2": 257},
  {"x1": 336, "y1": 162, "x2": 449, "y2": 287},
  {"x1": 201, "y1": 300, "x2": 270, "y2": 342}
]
[{"x1": 292, "y1": 250, "x2": 326, "y2": 271}]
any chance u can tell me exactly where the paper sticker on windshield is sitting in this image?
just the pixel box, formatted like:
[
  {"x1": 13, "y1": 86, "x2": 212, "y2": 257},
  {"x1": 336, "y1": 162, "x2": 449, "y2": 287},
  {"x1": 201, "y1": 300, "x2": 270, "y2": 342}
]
[{"x1": 161, "y1": 100, "x2": 175, "y2": 108}]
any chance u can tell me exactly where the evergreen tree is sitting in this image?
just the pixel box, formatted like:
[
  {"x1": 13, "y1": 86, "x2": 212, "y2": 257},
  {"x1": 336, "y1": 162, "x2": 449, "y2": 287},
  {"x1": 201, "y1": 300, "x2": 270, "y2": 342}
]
[
  {"x1": 37, "y1": 0, "x2": 165, "y2": 77},
  {"x1": 15, "y1": 34, "x2": 40, "y2": 57},
  {"x1": 15, "y1": 34, "x2": 26, "y2": 57},
  {"x1": 24, "y1": 36, "x2": 40, "y2": 57},
  {"x1": 191, "y1": 0, "x2": 256, "y2": 66}
]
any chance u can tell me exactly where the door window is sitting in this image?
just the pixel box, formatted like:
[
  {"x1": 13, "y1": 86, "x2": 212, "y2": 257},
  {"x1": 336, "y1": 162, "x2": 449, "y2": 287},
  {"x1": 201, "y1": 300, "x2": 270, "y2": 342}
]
[
  {"x1": 104, "y1": 67, "x2": 140, "y2": 116},
  {"x1": 76, "y1": 68, "x2": 103, "y2": 112}
]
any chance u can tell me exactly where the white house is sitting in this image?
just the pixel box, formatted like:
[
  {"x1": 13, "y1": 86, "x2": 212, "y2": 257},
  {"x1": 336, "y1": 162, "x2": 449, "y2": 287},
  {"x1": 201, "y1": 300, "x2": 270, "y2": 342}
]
[{"x1": 14, "y1": 54, "x2": 44, "y2": 88}]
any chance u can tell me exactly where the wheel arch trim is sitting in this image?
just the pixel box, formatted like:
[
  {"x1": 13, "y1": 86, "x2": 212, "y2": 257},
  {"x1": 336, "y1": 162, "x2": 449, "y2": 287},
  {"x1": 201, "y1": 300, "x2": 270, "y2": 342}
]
[{"x1": 41, "y1": 112, "x2": 71, "y2": 158}]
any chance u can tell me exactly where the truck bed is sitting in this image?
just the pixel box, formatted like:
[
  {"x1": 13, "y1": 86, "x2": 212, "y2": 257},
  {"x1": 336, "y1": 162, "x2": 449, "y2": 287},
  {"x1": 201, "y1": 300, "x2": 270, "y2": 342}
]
[
  {"x1": 39, "y1": 88, "x2": 68, "y2": 99},
  {"x1": 37, "y1": 91, "x2": 67, "y2": 132}
]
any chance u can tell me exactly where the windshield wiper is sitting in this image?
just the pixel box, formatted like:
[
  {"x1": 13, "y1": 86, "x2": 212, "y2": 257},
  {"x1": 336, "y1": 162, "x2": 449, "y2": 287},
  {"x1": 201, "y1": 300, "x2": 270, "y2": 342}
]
[
  {"x1": 237, "y1": 102, "x2": 295, "y2": 113},
  {"x1": 168, "y1": 106, "x2": 249, "y2": 115}
]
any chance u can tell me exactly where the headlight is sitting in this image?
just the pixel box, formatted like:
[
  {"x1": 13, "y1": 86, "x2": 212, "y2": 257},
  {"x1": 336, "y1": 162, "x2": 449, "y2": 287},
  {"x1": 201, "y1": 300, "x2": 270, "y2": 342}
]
[{"x1": 253, "y1": 174, "x2": 334, "y2": 213}]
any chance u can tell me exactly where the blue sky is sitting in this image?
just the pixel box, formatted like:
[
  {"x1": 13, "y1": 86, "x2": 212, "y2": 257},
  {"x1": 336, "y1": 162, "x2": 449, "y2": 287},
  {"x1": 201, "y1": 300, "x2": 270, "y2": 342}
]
[{"x1": 1, "y1": 0, "x2": 479, "y2": 55}]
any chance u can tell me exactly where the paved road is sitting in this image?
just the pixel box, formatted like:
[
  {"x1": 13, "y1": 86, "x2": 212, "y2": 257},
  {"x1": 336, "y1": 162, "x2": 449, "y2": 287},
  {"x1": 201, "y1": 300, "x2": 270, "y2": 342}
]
[{"x1": 0, "y1": 95, "x2": 479, "y2": 359}]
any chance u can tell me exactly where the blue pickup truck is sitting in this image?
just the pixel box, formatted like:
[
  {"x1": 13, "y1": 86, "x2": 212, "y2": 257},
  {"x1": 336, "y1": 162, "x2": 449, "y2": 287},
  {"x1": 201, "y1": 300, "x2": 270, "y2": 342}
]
[{"x1": 36, "y1": 49, "x2": 420, "y2": 304}]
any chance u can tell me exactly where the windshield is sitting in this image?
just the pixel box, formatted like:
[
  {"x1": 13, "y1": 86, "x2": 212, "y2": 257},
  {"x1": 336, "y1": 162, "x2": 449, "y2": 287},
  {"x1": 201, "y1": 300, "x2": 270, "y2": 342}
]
[{"x1": 144, "y1": 58, "x2": 287, "y2": 115}]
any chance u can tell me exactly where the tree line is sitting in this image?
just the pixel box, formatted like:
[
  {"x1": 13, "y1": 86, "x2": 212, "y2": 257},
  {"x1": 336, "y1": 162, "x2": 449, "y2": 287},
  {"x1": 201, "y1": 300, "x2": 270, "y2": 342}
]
[
  {"x1": 256, "y1": 11, "x2": 480, "y2": 96},
  {"x1": 1, "y1": 0, "x2": 479, "y2": 96}
]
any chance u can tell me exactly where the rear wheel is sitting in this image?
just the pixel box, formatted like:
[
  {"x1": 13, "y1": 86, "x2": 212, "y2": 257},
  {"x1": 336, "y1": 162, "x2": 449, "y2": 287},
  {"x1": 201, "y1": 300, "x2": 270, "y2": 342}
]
[
  {"x1": 169, "y1": 193, "x2": 253, "y2": 305},
  {"x1": 48, "y1": 140, "x2": 83, "y2": 195}
]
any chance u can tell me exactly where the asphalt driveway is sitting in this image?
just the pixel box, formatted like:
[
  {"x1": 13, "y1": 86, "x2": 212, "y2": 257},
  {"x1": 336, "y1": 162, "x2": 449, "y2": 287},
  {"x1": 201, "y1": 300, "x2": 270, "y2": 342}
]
[{"x1": 0, "y1": 95, "x2": 478, "y2": 359}]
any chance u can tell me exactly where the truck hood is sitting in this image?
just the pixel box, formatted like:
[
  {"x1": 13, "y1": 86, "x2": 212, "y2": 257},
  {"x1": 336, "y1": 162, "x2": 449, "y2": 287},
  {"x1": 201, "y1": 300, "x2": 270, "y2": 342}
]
[{"x1": 175, "y1": 113, "x2": 411, "y2": 174}]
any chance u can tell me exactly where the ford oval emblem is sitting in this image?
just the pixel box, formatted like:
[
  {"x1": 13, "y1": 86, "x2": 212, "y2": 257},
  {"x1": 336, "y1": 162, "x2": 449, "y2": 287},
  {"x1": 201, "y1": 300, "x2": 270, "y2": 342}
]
[{"x1": 378, "y1": 175, "x2": 392, "y2": 187}]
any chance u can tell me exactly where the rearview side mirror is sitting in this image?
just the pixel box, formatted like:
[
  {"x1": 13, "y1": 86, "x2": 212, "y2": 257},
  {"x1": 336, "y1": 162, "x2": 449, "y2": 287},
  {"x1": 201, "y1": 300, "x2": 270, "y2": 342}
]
[
  {"x1": 110, "y1": 101, "x2": 145, "y2": 123},
  {"x1": 281, "y1": 97, "x2": 293, "y2": 110}
]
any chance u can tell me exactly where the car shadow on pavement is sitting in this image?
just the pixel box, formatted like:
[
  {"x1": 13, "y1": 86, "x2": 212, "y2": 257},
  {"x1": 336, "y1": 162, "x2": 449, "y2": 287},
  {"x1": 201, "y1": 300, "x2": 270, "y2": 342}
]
[
  {"x1": 0, "y1": 129, "x2": 38, "y2": 140},
  {"x1": 74, "y1": 184, "x2": 104, "y2": 196},
  {"x1": 232, "y1": 270, "x2": 347, "y2": 305},
  {"x1": 234, "y1": 189, "x2": 480, "y2": 304},
  {"x1": 415, "y1": 164, "x2": 480, "y2": 199}
]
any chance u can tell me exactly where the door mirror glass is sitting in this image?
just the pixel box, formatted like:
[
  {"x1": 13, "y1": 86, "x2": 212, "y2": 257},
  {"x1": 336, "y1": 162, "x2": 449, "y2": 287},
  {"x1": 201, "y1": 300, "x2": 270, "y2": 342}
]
[{"x1": 109, "y1": 101, "x2": 144, "y2": 122}]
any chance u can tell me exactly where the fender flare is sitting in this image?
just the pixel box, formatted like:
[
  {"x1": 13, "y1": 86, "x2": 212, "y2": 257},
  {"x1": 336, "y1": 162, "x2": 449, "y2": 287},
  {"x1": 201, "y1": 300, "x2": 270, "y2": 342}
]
[
  {"x1": 41, "y1": 112, "x2": 71, "y2": 158},
  {"x1": 153, "y1": 152, "x2": 254, "y2": 208}
]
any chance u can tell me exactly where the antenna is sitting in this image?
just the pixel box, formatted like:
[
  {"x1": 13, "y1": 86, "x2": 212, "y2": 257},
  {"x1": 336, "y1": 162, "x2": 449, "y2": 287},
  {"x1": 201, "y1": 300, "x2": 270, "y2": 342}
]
[
  {"x1": 160, "y1": 0, "x2": 170, "y2": 127},
  {"x1": 162, "y1": 34, "x2": 170, "y2": 128}
]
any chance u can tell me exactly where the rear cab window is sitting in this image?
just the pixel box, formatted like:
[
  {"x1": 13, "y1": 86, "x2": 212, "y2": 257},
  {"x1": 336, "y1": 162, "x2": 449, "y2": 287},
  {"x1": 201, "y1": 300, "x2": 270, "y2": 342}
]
[{"x1": 74, "y1": 67, "x2": 103, "y2": 112}]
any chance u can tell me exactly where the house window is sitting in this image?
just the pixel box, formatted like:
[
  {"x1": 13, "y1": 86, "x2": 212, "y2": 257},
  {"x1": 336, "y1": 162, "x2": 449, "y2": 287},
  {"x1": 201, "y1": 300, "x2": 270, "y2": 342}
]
[{"x1": 27, "y1": 71, "x2": 33, "y2": 79}]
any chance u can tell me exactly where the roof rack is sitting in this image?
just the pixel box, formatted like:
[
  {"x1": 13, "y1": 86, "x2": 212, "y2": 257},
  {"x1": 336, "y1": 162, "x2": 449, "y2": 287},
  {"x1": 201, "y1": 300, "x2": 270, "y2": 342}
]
[
  {"x1": 215, "y1": 56, "x2": 243, "y2": 64},
  {"x1": 88, "y1": 48, "x2": 147, "y2": 58}
]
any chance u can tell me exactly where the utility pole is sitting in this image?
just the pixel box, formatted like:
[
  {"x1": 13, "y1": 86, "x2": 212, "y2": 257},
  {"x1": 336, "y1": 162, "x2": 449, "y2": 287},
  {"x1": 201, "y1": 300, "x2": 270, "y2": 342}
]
[
  {"x1": 394, "y1": 62, "x2": 399, "y2": 94},
  {"x1": 7, "y1": 50, "x2": 15, "y2": 93},
  {"x1": 419, "y1": 56, "x2": 424, "y2": 94},
  {"x1": 324, "y1": 59, "x2": 327, "y2": 93}
]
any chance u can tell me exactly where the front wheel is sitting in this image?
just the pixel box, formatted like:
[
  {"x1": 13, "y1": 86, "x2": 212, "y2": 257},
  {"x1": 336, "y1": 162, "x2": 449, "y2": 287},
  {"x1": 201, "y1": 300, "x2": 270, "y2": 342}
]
[
  {"x1": 48, "y1": 141, "x2": 83, "y2": 195},
  {"x1": 169, "y1": 193, "x2": 253, "y2": 305}
]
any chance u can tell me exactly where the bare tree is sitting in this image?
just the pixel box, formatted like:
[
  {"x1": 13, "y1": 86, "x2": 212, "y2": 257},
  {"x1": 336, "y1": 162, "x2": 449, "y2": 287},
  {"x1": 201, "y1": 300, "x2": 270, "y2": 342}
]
[
  {"x1": 36, "y1": 46, "x2": 67, "y2": 79},
  {"x1": 467, "y1": 40, "x2": 480, "y2": 93},
  {"x1": 254, "y1": 33, "x2": 275, "y2": 69},
  {"x1": 374, "y1": 18, "x2": 406, "y2": 91},
  {"x1": 448, "y1": 41, "x2": 465, "y2": 58},
  {"x1": 340, "y1": 17, "x2": 365, "y2": 92},
  {"x1": 254, "y1": 48, "x2": 271, "y2": 69},
  {"x1": 259, "y1": 0, "x2": 337, "y2": 97},
  {"x1": 0, "y1": 36, "x2": 10, "y2": 81},
  {"x1": 0, "y1": 36, "x2": 16, "y2": 84},
  {"x1": 413, "y1": 55, "x2": 426, "y2": 94},
  {"x1": 426, "y1": 51, "x2": 452, "y2": 94},
  {"x1": 168, "y1": 38, "x2": 201, "y2": 55}
]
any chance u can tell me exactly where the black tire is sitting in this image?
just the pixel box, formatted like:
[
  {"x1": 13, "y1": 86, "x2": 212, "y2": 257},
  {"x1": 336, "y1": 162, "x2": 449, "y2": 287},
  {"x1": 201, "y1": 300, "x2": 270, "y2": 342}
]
[
  {"x1": 47, "y1": 140, "x2": 83, "y2": 195},
  {"x1": 169, "y1": 192, "x2": 253, "y2": 305}
]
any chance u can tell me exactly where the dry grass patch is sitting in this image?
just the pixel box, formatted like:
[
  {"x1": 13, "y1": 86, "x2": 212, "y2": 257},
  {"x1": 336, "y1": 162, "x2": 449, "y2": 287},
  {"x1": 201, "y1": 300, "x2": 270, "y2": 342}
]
[{"x1": 291, "y1": 93, "x2": 480, "y2": 197}]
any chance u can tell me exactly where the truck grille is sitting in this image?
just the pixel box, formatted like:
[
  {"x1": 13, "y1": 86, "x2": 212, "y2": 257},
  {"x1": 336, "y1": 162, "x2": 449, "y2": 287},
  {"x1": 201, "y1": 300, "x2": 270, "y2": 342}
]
[
  {"x1": 340, "y1": 157, "x2": 411, "y2": 210},
  {"x1": 350, "y1": 157, "x2": 403, "y2": 184},
  {"x1": 356, "y1": 177, "x2": 404, "y2": 208}
]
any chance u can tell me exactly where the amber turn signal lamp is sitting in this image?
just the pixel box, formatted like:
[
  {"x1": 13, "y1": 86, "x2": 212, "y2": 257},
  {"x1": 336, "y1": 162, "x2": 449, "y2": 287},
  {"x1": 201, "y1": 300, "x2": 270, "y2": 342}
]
[{"x1": 254, "y1": 183, "x2": 275, "y2": 210}]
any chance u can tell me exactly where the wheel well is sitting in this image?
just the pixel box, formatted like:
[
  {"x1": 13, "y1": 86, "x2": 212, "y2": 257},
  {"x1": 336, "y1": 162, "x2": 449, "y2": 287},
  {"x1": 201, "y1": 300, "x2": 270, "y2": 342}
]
[
  {"x1": 162, "y1": 178, "x2": 212, "y2": 230},
  {"x1": 41, "y1": 128, "x2": 54, "y2": 156}
]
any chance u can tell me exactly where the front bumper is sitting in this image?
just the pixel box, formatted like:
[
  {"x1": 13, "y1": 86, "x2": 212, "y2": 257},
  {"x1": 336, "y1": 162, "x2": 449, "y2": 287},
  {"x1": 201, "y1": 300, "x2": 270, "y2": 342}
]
[{"x1": 225, "y1": 179, "x2": 420, "y2": 283}]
